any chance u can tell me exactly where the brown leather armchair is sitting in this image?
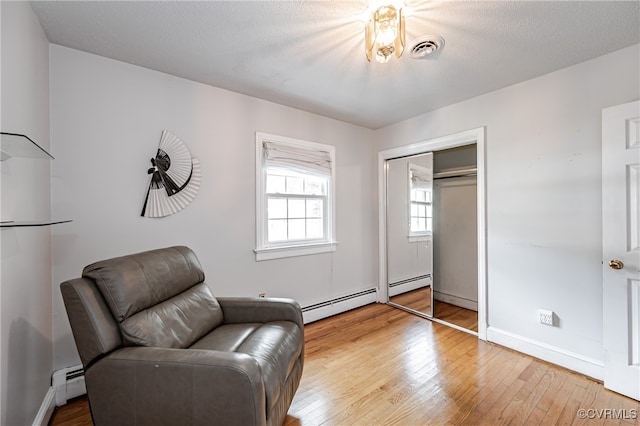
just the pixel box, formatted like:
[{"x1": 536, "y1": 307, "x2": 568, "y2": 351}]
[{"x1": 60, "y1": 246, "x2": 304, "y2": 426}]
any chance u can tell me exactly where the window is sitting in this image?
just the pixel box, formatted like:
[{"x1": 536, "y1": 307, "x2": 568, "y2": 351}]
[
  {"x1": 408, "y1": 164, "x2": 432, "y2": 236},
  {"x1": 266, "y1": 171, "x2": 326, "y2": 242},
  {"x1": 410, "y1": 187, "x2": 432, "y2": 233},
  {"x1": 255, "y1": 133, "x2": 336, "y2": 260}
]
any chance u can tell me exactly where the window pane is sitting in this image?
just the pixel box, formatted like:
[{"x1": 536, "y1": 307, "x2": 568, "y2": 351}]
[
  {"x1": 424, "y1": 190, "x2": 432, "y2": 203},
  {"x1": 304, "y1": 178, "x2": 325, "y2": 195},
  {"x1": 416, "y1": 190, "x2": 426, "y2": 202},
  {"x1": 426, "y1": 205, "x2": 432, "y2": 218},
  {"x1": 426, "y1": 218, "x2": 433, "y2": 232},
  {"x1": 418, "y1": 218, "x2": 426, "y2": 231},
  {"x1": 307, "y1": 218, "x2": 323, "y2": 238},
  {"x1": 288, "y1": 219, "x2": 306, "y2": 240},
  {"x1": 410, "y1": 218, "x2": 420, "y2": 232},
  {"x1": 289, "y1": 199, "x2": 306, "y2": 218},
  {"x1": 306, "y1": 199, "x2": 323, "y2": 218},
  {"x1": 418, "y1": 204, "x2": 426, "y2": 218},
  {"x1": 410, "y1": 203, "x2": 418, "y2": 217},
  {"x1": 286, "y1": 176, "x2": 304, "y2": 194},
  {"x1": 266, "y1": 174, "x2": 286, "y2": 193},
  {"x1": 268, "y1": 220, "x2": 288, "y2": 242},
  {"x1": 268, "y1": 197, "x2": 287, "y2": 219}
]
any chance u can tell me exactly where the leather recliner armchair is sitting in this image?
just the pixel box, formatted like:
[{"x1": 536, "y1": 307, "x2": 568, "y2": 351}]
[{"x1": 60, "y1": 246, "x2": 304, "y2": 426}]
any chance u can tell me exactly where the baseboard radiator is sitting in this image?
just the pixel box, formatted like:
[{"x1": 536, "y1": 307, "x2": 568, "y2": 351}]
[
  {"x1": 388, "y1": 275, "x2": 430, "y2": 297},
  {"x1": 52, "y1": 364, "x2": 86, "y2": 406},
  {"x1": 301, "y1": 287, "x2": 377, "y2": 324}
]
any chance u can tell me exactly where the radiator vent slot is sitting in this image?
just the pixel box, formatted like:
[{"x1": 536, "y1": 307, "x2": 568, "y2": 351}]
[
  {"x1": 389, "y1": 274, "x2": 431, "y2": 288},
  {"x1": 302, "y1": 288, "x2": 376, "y2": 312}
]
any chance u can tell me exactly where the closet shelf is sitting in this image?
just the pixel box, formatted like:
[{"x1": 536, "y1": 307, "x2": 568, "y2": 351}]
[
  {"x1": 0, "y1": 132, "x2": 54, "y2": 160},
  {"x1": 0, "y1": 220, "x2": 72, "y2": 228}
]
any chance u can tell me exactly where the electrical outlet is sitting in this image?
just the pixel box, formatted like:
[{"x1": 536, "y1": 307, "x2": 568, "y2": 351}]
[{"x1": 538, "y1": 309, "x2": 554, "y2": 326}]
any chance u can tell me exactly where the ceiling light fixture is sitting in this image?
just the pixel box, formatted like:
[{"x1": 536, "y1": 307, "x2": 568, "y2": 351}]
[{"x1": 365, "y1": 4, "x2": 405, "y2": 64}]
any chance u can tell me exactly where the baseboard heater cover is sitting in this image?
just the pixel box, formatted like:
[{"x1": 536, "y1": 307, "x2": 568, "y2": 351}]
[
  {"x1": 301, "y1": 288, "x2": 377, "y2": 323},
  {"x1": 52, "y1": 364, "x2": 86, "y2": 406},
  {"x1": 388, "y1": 274, "x2": 431, "y2": 288}
]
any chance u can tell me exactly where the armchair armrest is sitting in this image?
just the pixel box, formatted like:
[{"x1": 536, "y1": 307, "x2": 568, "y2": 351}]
[
  {"x1": 217, "y1": 297, "x2": 304, "y2": 331},
  {"x1": 85, "y1": 346, "x2": 267, "y2": 426}
]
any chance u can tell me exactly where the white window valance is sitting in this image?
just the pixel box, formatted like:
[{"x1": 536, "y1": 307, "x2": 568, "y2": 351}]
[
  {"x1": 409, "y1": 163, "x2": 432, "y2": 190},
  {"x1": 262, "y1": 140, "x2": 332, "y2": 176}
]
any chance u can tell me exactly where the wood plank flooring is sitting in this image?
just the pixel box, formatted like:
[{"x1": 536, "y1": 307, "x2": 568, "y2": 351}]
[
  {"x1": 50, "y1": 303, "x2": 639, "y2": 426},
  {"x1": 389, "y1": 286, "x2": 433, "y2": 315},
  {"x1": 434, "y1": 301, "x2": 478, "y2": 332},
  {"x1": 390, "y1": 287, "x2": 479, "y2": 332}
]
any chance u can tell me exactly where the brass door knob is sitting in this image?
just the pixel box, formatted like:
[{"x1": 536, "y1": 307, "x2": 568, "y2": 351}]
[{"x1": 609, "y1": 259, "x2": 624, "y2": 270}]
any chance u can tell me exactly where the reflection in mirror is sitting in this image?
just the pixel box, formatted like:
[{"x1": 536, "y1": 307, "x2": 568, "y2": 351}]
[{"x1": 386, "y1": 153, "x2": 433, "y2": 317}]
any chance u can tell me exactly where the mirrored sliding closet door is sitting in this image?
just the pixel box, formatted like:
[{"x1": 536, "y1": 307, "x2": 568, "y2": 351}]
[
  {"x1": 386, "y1": 153, "x2": 434, "y2": 318},
  {"x1": 385, "y1": 145, "x2": 479, "y2": 334}
]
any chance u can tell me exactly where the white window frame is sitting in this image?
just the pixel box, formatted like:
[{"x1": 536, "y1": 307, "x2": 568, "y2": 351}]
[
  {"x1": 255, "y1": 132, "x2": 336, "y2": 261},
  {"x1": 408, "y1": 163, "x2": 432, "y2": 242}
]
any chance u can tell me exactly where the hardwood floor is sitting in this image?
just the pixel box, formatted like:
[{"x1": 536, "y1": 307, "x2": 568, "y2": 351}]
[
  {"x1": 389, "y1": 286, "x2": 433, "y2": 314},
  {"x1": 49, "y1": 397, "x2": 92, "y2": 426},
  {"x1": 390, "y1": 287, "x2": 479, "y2": 332},
  {"x1": 434, "y1": 300, "x2": 478, "y2": 332},
  {"x1": 50, "y1": 303, "x2": 639, "y2": 426}
]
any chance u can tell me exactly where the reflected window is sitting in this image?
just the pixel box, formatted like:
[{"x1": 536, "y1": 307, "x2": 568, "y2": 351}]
[{"x1": 409, "y1": 164, "x2": 432, "y2": 235}]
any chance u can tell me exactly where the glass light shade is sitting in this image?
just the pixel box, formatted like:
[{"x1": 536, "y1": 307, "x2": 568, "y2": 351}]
[{"x1": 365, "y1": 5, "x2": 405, "y2": 64}]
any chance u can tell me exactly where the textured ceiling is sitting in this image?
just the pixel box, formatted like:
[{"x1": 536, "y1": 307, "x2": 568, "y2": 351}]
[{"x1": 30, "y1": 1, "x2": 640, "y2": 129}]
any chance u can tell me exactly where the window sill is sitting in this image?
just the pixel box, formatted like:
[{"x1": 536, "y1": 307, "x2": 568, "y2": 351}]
[
  {"x1": 255, "y1": 242, "x2": 337, "y2": 261},
  {"x1": 408, "y1": 234, "x2": 432, "y2": 243}
]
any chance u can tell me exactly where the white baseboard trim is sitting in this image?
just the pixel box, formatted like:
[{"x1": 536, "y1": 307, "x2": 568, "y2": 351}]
[
  {"x1": 433, "y1": 291, "x2": 478, "y2": 311},
  {"x1": 32, "y1": 387, "x2": 56, "y2": 426},
  {"x1": 487, "y1": 327, "x2": 604, "y2": 380},
  {"x1": 302, "y1": 288, "x2": 377, "y2": 324}
]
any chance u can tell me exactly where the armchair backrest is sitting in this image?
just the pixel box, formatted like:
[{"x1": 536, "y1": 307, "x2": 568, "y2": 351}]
[
  {"x1": 61, "y1": 246, "x2": 224, "y2": 369},
  {"x1": 60, "y1": 277, "x2": 123, "y2": 368}
]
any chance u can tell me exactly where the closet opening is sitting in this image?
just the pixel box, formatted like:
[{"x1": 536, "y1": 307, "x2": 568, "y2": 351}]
[{"x1": 377, "y1": 128, "x2": 487, "y2": 338}]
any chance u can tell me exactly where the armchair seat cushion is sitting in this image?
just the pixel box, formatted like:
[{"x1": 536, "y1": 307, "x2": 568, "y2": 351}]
[{"x1": 190, "y1": 321, "x2": 303, "y2": 412}]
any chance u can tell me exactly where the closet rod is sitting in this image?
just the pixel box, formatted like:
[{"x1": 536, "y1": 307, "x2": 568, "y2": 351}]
[{"x1": 433, "y1": 167, "x2": 477, "y2": 180}]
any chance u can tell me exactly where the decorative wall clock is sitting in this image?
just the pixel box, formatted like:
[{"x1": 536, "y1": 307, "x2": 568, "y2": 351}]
[{"x1": 141, "y1": 130, "x2": 201, "y2": 218}]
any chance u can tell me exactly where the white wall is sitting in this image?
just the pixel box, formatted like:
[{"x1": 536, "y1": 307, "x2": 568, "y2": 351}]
[
  {"x1": 432, "y1": 147, "x2": 478, "y2": 309},
  {"x1": 50, "y1": 45, "x2": 377, "y2": 369},
  {"x1": 375, "y1": 45, "x2": 640, "y2": 371},
  {"x1": 0, "y1": 2, "x2": 53, "y2": 424},
  {"x1": 433, "y1": 176, "x2": 478, "y2": 309}
]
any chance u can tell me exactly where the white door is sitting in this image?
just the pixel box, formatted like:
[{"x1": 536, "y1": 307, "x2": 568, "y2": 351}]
[{"x1": 603, "y1": 100, "x2": 640, "y2": 400}]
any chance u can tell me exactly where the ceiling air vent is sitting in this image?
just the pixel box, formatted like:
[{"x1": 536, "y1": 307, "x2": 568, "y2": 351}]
[{"x1": 408, "y1": 35, "x2": 445, "y2": 59}]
